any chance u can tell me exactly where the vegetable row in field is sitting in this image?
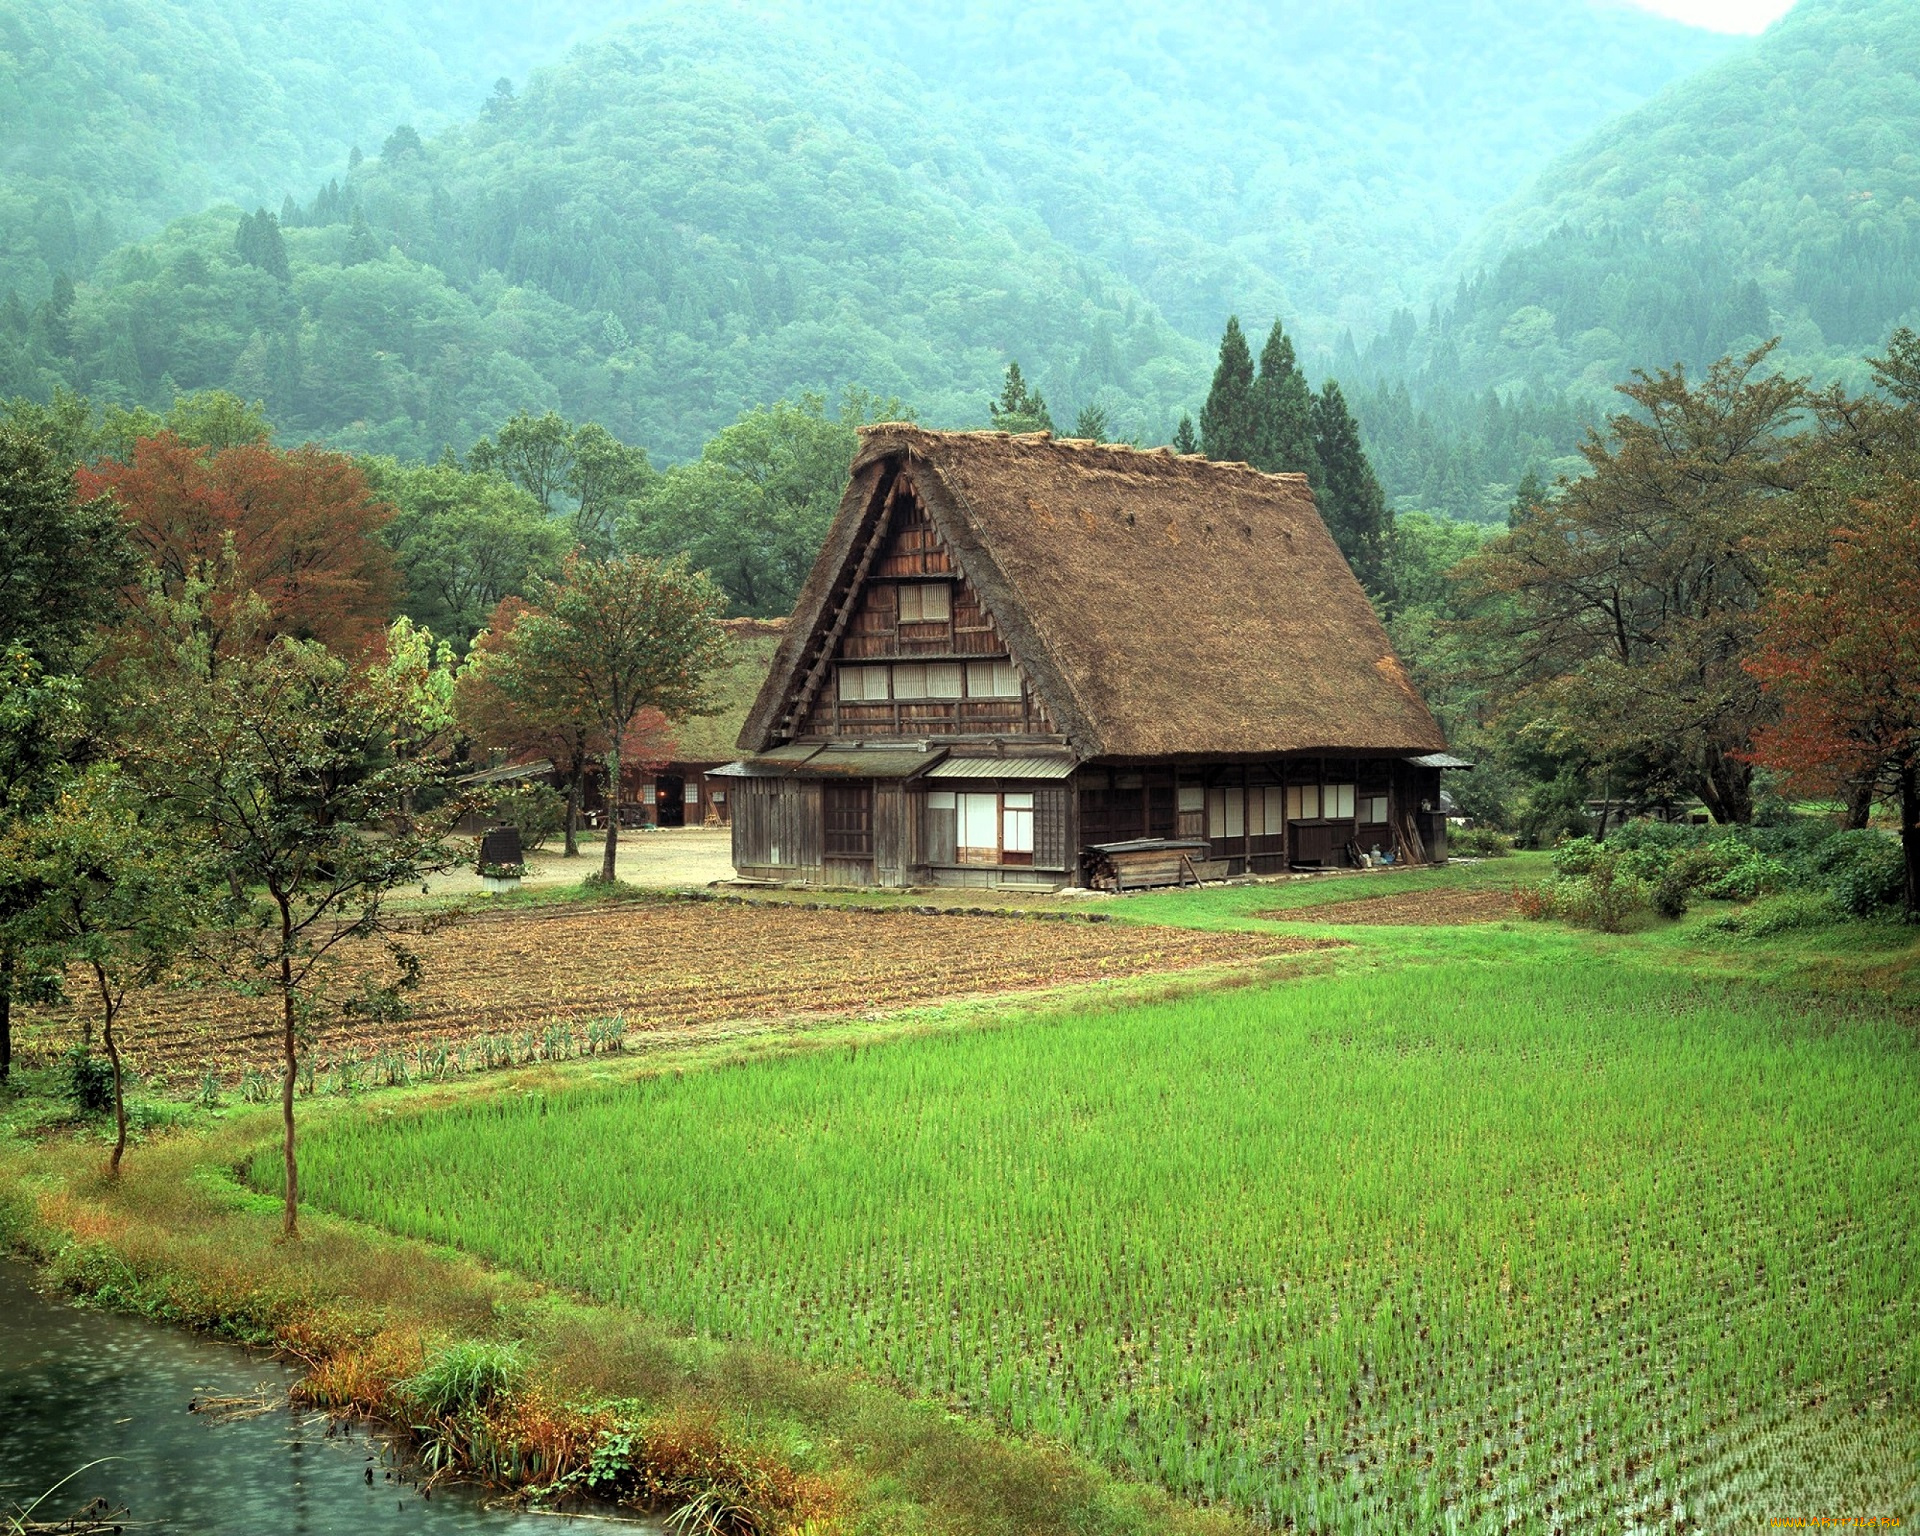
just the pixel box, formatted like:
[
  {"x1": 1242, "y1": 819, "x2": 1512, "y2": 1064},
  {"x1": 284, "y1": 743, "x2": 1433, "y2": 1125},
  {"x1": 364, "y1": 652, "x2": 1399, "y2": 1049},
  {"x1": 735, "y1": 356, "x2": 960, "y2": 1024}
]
[{"x1": 20, "y1": 903, "x2": 1322, "y2": 1079}]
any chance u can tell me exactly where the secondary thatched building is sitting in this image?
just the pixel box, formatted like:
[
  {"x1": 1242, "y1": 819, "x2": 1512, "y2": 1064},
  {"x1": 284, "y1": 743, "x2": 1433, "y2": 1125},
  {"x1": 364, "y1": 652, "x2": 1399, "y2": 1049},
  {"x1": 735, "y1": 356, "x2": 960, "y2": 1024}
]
[{"x1": 720, "y1": 426, "x2": 1458, "y2": 889}]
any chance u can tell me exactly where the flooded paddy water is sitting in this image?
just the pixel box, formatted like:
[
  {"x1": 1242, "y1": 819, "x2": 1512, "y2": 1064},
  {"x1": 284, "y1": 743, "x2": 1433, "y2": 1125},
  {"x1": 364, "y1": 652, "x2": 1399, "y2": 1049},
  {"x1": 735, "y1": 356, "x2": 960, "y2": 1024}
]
[{"x1": 0, "y1": 1258, "x2": 648, "y2": 1534}]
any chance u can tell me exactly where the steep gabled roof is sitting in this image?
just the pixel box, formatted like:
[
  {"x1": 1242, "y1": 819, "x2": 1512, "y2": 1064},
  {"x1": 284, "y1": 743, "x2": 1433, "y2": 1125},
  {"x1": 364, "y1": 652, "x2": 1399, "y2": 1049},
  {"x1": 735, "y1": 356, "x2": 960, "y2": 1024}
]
[{"x1": 740, "y1": 427, "x2": 1448, "y2": 759}]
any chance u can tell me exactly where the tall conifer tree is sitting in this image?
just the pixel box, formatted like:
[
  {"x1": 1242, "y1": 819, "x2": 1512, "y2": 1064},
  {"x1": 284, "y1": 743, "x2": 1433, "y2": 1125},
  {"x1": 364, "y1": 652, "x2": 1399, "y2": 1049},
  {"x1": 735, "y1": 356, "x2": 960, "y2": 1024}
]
[
  {"x1": 1311, "y1": 380, "x2": 1393, "y2": 601},
  {"x1": 1199, "y1": 317, "x2": 1255, "y2": 462},
  {"x1": 1250, "y1": 320, "x2": 1320, "y2": 481}
]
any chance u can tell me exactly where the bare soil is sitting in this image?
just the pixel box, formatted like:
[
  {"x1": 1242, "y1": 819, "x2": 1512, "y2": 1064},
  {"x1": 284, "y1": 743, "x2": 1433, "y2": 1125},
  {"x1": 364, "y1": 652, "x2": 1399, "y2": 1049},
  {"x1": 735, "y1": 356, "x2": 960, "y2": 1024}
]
[
  {"x1": 1260, "y1": 886, "x2": 1521, "y2": 926},
  {"x1": 23, "y1": 902, "x2": 1327, "y2": 1079}
]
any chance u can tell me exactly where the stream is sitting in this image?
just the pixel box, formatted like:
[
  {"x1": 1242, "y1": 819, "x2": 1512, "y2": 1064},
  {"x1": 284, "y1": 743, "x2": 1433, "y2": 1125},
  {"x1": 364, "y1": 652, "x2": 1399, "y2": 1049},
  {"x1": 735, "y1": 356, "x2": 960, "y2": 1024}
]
[{"x1": 0, "y1": 1258, "x2": 648, "y2": 1533}]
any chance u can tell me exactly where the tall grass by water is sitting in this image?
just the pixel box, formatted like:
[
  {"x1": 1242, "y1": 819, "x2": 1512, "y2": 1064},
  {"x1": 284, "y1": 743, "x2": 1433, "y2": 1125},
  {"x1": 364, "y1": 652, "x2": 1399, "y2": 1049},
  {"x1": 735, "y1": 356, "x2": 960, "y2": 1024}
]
[{"x1": 269, "y1": 956, "x2": 1919, "y2": 1529}]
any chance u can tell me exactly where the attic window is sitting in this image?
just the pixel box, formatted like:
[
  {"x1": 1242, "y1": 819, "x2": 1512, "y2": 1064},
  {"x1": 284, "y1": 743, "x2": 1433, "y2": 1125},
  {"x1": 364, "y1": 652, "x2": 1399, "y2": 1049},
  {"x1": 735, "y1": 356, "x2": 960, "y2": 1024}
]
[
  {"x1": 894, "y1": 662, "x2": 964, "y2": 700},
  {"x1": 898, "y1": 583, "x2": 951, "y2": 623},
  {"x1": 965, "y1": 660, "x2": 1021, "y2": 698},
  {"x1": 840, "y1": 665, "x2": 889, "y2": 702}
]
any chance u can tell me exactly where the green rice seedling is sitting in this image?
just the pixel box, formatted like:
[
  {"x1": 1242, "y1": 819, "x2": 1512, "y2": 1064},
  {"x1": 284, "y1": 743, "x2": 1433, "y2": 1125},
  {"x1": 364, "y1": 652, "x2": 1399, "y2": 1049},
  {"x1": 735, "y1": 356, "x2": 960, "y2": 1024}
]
[{"x1": 274, "y1": 954, "x2": 1920, "y2": 1530}]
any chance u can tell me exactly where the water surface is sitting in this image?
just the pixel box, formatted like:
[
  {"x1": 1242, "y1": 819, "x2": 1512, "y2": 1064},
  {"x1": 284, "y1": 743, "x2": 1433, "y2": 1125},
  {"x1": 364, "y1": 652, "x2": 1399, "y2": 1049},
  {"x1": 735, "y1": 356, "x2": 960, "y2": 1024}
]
[{"x1": 0, "y1": 1257, "x2": 642, "y2": 1533}]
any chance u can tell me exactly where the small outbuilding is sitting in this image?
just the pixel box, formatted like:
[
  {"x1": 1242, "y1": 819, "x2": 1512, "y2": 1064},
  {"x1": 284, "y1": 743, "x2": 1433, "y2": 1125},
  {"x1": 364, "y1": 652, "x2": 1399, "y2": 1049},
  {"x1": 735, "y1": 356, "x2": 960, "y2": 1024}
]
[{"x1": 720, "y1": 426, "x2": 1457, "y2": 888}]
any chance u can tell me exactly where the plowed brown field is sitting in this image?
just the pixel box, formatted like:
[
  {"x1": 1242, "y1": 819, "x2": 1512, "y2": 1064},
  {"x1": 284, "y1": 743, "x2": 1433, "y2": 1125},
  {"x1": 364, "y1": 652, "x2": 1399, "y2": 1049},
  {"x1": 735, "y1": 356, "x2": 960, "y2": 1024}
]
[
  {"x1": 1260, "y1": 886, "x2": 1519, "y2": 926},
  {"x1": 23, "y1": 901, "x2": 1327, "y2": 1079}
]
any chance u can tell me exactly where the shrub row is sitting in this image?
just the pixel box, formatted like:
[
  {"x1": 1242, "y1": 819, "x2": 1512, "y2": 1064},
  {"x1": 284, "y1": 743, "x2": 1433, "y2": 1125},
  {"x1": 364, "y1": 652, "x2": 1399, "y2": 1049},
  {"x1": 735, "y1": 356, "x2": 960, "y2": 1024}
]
[{"x1": 1522, "y1": 821, "x2": 1904, "y2": 931}]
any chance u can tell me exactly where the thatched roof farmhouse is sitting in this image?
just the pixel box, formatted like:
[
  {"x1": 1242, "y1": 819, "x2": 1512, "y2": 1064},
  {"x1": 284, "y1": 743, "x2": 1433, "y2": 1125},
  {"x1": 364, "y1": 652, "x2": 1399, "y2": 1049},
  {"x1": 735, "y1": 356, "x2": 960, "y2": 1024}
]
[{"x1": 723, "y1": 427, "x2": 1460, "y2": 889}]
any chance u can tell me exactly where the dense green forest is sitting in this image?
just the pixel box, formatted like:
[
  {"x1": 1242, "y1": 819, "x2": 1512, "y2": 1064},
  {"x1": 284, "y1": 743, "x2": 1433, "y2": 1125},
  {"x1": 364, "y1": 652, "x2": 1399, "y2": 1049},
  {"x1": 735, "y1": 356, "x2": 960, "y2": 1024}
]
[
  {"x1": 0, "y1": 0, "x2": 1732, "y2": 466},
  {"x1": 1387, "y1": 0, "x2": 1920, "y2": 401},
  {"x1": 0, "y1": 0, "x2": 605, "y2": 300},
  {"x1": 14, "y1": 1, "x2": 1917, "y2": 523}
]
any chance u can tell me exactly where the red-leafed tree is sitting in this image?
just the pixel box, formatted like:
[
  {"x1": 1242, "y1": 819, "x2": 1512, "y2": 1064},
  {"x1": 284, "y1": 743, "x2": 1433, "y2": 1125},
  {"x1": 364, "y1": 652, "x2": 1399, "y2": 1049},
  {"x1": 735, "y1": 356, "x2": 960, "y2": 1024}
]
[
  {"x1": 1746, "y1": 480, "x2": 1920, "y2": 916},
  {"x1": 79, "y1": 433, "x2": 399, "y2": 654},
  {"x1": 457, "y1": 596, "x2": 678, "y2": 859}
]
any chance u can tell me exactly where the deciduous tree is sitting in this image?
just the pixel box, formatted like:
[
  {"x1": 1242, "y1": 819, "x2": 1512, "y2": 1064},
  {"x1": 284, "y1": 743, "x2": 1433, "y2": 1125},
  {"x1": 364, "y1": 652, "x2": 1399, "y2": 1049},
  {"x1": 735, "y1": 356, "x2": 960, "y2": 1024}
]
[
  {"x1": 7, "y1": 766, "x2": 209, "y2": 1172},
  {"x1": 625, "y1": 391, "x2": 893, "y2": 618},
  {"x1": 0, "y1": 423, "x2": 134, "y2": 666},
  {"x1": 1454, "y1": 346, "x2": 1805, "y2": 824},
  {"x1": 133, "y1": 595, "x2": 459, "y2": 1237},
  {"x1": 508, "y1": 556, "x2": 728, "y2": 883},
  {"x1": 458, "y1": 597, "x2": 676, "y2": 859},
  {"x1": 0, "y1": 423, "x2": 132, "y2": 1084},
  {"x1": 369, "y1": 457, "x2": 565, "y2": 649},
  {"x1": 0, "y1": 650, "x2": 87, "y2": 1087},
  {"x1": 1746, "y1": 480, "x2": 1920, "y2": 915},
  {"x1": 81, "y1": 433, "x2": 399, "y2": 655}
]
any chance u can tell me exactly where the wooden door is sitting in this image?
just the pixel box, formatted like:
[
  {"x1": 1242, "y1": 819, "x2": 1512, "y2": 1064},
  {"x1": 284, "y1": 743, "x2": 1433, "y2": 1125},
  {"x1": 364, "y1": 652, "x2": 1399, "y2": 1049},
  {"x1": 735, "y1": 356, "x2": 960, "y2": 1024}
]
[{"x1": 823, "y1": 782, "x2": 874, "y2": 884}]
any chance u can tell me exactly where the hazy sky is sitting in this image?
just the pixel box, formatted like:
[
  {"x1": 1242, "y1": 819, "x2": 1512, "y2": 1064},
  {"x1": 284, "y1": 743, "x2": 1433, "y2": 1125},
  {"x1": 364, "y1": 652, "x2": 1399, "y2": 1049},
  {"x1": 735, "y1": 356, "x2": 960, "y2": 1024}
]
[{"x1": 1620, "y1": 0, "x2": 1796, "y2": 31}]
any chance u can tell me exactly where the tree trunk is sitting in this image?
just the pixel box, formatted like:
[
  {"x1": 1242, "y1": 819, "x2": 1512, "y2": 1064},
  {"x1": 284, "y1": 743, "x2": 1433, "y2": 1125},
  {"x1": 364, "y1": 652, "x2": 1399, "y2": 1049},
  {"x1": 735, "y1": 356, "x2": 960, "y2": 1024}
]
[
  {"x1": 97, "y1": 967, "x2": 126, "y2": 1178},
  {"x1": 1842, "y1": 773, "x2": 1875, "y2": 830},
  {"x1": 1595, "y1": 777, "x2": 1615, "y2": 843},
  {"x1": 0, "y1": 947, "x2": 12, "y2": 1088},
  {"x1": 1902, "y1": 760, "x2": 1920, "y2": 923},
  {"x1": 278, "y1": 902, "x2": 300, "y2": 1240},
  {"x1": 1699, "y1": 746, "x2": 1754, "y2": 826},
  {"x1": 599, "y1": 744, "x2": 621, "y2": 883},
  {"x1": 564, "y1": 770, "x2": 581, "y2": 859}
]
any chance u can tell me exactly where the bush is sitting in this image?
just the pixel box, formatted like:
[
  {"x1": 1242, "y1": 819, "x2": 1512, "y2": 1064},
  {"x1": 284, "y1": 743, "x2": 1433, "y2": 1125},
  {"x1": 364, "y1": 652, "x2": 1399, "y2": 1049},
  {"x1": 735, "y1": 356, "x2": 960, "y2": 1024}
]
[
  {"x1": 488, "y1": 782, "x2": 566, "y2": 853},
  {"x1": 62, "y1": 1048, "x2": 115, "y2": 1115},
  {"x1": 1711, "y1": 891, "x2": 1841, "y2": 938},
  {"x1": 1529, "y1": 841, "x2": 1650, "y2": 931},
  {"x1": 403, "y1": 1338, "x2": 523, "y2": 1418},
  {"x1": 1530, "y1": 817, "x2": 1902, "y2": 925},
  {"x1": 1809, "y1": 830, "x2": 1905, "y2": 916},
  {"x1": 1448, "y1": 825, "x2": 1513, "y2": 858},
  {"x1": 1651, "y1": 845, "x2": 1722, "y2": 919},
  {"x1": 1549, "y1": 836, "x2": 1604, "y2": 879},
  {"x1": 1699, "y1": 846, "x2": 1793, "y2": 902},
  {"x1": 1516, "y1": 774, "x2": 1591, "y2": 849}
]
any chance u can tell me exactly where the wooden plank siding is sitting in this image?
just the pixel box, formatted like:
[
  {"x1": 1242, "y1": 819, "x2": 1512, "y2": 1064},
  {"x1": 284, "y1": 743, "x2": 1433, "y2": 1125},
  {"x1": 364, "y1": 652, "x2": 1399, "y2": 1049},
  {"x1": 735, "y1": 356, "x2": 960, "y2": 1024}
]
[
  {"x1": 732, "y1": 778, "x2": 823, "y2": 881},
  {"x1": 733, "y1": 761, "x2": 1445, "y2": 887},
  {"x1": 795, "y1": 482, "x2": 1060, "y2": 741}
]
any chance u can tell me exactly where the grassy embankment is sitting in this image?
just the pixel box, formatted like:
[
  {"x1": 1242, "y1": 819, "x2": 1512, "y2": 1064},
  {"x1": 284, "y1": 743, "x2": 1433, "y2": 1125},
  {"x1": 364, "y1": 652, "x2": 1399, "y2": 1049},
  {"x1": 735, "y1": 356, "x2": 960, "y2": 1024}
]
[{"x1": 3, "y1": 856, "x2": 1917, "y2": 1531}]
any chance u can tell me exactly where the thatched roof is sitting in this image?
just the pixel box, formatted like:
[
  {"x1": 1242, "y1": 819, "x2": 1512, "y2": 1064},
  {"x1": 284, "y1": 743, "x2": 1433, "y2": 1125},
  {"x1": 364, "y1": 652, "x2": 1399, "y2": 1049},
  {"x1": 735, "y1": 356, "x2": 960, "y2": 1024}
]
[
  {"x1": 673, "y1": 617, "x2": 787, "y2": 762},
  {"x1": 741, "y1": 428, "x2": 1446, "y2": 760}
]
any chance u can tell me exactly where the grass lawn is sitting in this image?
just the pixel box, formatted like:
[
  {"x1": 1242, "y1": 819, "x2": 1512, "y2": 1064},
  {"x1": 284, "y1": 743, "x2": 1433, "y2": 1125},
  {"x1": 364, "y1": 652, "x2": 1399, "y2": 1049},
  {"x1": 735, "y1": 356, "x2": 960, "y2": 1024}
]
[{"x1": 259, "y1": 888, "x2": 1920, "y2": 1530}]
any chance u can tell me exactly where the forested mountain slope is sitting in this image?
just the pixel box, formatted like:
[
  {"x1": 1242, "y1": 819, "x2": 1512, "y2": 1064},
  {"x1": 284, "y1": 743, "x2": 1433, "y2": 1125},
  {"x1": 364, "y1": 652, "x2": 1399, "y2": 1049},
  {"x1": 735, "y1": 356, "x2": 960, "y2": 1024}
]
[
  {"x1": 0, "y1": 0, "x2": 512, "y2": 299},
  {"x1": 0, "y1": 0, "x2": 1733, "y2": 453},
  {"x1": 1395, "y1": 0, "x2": 1919, "y2": 399},
  {"x1": 805, "y1": 0, "x2": 1733, "y2": 351},
  {"x1": 23, "y1": 11, "x2": 1211, "y2": 459}
]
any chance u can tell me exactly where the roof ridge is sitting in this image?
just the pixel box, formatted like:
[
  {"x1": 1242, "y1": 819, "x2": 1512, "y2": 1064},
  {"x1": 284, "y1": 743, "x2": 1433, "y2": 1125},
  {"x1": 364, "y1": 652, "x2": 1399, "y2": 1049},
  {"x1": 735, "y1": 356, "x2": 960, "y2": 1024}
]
[{"x1": 855, "y1": 423, "x2": 1309, "y2": 483}]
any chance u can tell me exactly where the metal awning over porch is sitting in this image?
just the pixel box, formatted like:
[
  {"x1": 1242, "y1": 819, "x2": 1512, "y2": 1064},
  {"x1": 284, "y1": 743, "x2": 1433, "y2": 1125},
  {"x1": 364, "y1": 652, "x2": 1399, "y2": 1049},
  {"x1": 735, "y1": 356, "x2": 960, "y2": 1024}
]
[
  {"x1": 924, "y1": 755, "x2": 1077, "y2": 780},
  {"x1": 711, "y1": 743, "x2": 947, "y2": 780}
]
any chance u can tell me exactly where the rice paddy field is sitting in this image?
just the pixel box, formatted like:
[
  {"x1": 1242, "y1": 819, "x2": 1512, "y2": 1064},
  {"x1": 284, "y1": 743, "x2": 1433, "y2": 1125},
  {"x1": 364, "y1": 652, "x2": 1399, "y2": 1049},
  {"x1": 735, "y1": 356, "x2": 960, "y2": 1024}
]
[{"x1": 268, "y1": 944, "x2": 1920, "y2": 1531}]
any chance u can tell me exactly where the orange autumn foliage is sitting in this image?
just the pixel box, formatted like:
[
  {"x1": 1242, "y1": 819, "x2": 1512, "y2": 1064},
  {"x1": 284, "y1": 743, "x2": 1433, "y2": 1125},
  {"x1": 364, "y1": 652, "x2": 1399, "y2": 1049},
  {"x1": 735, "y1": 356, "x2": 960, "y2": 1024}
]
[
  {"x1": 80, "y1": 432, "x2": 400, "y2": 654},
  {"x1": 1746, "y1": 480, "x2": 1920, "y2": 796}
]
